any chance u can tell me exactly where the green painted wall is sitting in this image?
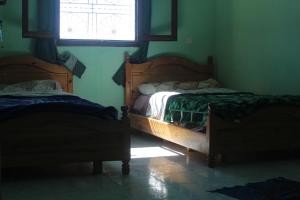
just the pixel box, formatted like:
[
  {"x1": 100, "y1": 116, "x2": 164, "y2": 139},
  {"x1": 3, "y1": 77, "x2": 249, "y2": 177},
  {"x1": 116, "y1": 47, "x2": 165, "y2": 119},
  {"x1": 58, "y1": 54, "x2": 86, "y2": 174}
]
[
  {"x1": 216, "y1": 0, "x2": 300, "y2": 95},
  {"x1": 1, "y1": 0, "x2": 299, "y2": 110},
  {"x1": 0, "y1": 0, "x2": 215, "y2": 111}
]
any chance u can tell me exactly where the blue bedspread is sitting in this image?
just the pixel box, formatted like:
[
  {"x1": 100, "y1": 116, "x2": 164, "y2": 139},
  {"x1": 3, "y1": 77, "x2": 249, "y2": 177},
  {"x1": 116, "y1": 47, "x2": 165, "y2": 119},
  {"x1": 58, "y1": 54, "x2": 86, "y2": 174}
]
[{"x1": 0, "y1": 95, "x2": 118, "y2": 121}]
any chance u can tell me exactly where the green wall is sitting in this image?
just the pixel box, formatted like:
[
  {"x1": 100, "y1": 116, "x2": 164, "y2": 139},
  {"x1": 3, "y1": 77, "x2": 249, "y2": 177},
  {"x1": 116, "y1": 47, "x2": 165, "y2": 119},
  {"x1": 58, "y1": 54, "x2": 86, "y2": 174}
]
[
  {"x1": 1, "y1": 0, "x2": 299, "y2": 108},
  {"x1": 216, "y1": 0, "x2": 300, "y2": 95},
  {"x1": 0, "y1": 0, "x2": 215, "y2": 111}
]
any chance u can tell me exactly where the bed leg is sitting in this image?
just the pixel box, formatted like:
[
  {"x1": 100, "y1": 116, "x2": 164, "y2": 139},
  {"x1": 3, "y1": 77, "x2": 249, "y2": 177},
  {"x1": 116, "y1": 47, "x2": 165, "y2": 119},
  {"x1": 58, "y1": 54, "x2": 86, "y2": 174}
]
[
  {"x1": 122, "y1": 160, "x2": 130, "y2": 175},
  {"x1": 93, "y1": 161, "x2": 103, "y2": 174},
  {"x1": 208, "y1": 154, "x2": 216, "y2": 168}
]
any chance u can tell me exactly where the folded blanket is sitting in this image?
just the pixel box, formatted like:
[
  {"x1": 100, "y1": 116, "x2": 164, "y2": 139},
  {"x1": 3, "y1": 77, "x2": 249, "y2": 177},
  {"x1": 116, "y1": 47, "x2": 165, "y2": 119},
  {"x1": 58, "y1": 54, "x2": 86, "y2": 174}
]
[
  {"x1": 164, "y1": 92, "x2": 300, "y2": 126},
  {"x1": 0, "y1": 95, "x2": 117, "y2": 121}
]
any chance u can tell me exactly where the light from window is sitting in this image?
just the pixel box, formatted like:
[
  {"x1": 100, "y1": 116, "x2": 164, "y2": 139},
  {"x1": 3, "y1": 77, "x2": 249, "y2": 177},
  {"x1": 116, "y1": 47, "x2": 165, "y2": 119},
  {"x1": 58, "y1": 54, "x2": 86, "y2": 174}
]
[
  {"x1": 131, "y1": 146, "x2": 184, "y2": 159},
  {"x1": 59, "y1": 0, "x2": 136, "y2": 41}
]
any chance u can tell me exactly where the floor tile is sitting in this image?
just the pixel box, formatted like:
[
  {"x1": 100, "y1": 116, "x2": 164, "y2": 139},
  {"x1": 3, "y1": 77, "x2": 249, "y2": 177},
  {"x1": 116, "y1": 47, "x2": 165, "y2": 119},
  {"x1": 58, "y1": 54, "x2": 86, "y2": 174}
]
[{"x1": 2, "y1": 133, "x2": 300, "y2": 200}]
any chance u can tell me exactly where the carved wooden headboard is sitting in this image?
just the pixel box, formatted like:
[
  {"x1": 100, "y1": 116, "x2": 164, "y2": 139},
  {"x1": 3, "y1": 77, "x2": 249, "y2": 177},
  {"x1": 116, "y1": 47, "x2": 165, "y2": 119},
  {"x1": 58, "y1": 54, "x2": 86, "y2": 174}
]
[
  {"x1": 0, "y1": 55, "x2": 73, "y2": 93},
  {"x1": 125, "y1": 55, "x2": 214, "y2": 109}
]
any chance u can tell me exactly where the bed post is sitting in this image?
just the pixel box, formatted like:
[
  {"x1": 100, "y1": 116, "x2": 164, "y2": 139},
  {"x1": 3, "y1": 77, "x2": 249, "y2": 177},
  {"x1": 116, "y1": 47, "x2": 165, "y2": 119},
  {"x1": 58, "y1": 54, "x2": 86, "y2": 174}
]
[
  {"x1": 124, "y1": 52, "x2": 131, "y2": 110},
  {"x1": 207, "y1": 105, "x2": 216, "y2": 168},
  {"x1": 123, "y1": 52, "x2": 131, "y2": 175},
  {"x1": 124, "y1": 52, "x2": 130, "y2": 63},
  {"x1": 121, "y1": 106, "x2": 130, "y2": 175}
]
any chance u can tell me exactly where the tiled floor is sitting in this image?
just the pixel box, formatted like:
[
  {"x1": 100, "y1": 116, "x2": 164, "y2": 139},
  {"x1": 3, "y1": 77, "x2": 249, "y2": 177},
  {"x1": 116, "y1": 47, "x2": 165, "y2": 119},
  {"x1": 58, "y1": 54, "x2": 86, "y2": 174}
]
[{"x1": 2, "y1": 134, "x2": 300, "y2": 200}]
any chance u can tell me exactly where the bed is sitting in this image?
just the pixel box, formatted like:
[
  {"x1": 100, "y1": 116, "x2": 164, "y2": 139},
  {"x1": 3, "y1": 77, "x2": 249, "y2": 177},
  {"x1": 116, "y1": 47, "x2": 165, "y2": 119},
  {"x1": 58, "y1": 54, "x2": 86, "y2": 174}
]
[
  {"x1": 125, "y1": 54, "x2": 300, "y2": 167},
  {"x1": 0, "y1": 55, "x2": 130, "y2": 175}
]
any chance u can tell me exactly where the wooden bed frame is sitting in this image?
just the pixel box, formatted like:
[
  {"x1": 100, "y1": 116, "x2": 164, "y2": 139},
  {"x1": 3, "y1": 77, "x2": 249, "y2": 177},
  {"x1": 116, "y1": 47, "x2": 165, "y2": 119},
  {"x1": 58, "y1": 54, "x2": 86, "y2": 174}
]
[
  {"x1": 125, "y1": 54, "x2": 300, "y2": 167},
  {"x1": 0, "y1": 55, "x2": 130, "y2": 175}
]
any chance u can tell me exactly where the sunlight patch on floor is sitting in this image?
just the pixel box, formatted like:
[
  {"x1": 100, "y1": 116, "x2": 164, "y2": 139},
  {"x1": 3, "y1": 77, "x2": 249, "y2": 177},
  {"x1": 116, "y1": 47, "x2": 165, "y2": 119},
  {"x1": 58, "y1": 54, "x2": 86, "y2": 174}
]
[{"x1": 131, "y1": 146, "x2": 184, "y2": 159}]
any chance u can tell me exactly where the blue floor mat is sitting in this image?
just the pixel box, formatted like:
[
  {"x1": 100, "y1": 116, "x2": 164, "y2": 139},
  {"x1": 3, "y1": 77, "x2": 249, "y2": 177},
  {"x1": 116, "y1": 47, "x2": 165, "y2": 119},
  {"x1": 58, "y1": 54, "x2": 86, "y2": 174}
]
[{"x1": 211, "y1": 177, "x2": 300, "y2": 200}]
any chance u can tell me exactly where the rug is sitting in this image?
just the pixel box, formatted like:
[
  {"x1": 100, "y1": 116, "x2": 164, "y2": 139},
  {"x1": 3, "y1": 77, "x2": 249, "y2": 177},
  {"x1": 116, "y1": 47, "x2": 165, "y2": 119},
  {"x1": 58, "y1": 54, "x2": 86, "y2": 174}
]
[{"x1": 211, "y1": 177, "x2": 300, "y2": 200}]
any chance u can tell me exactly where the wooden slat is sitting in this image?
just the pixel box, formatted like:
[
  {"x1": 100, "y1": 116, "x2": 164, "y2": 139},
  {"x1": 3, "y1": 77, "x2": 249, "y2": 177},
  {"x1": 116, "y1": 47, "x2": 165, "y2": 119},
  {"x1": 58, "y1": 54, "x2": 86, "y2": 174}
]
[{"x1": 130, "y1": 113, "x2": 209, "y2": 154}]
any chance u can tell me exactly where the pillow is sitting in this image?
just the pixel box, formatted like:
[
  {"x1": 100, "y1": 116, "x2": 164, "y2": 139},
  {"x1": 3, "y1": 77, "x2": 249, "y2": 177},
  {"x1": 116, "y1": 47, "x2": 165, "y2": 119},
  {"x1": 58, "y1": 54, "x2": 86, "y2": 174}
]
[
  {"x1": 2, "y1": 80, "x2": 62, "y2": 93},
  {"x1": 176, "y1": 81, "x2": 198, "y2": 90},
  {"x1": 138, "y1": 81, "x2": 179, "y2": 95},
  {"x1": 138, "y1": 83, "x2": 159, "y2": 95},
  {"x1": 137, "y1": 79, "x2": 219, "y2": 95},
  {"x1": 31, "y1": 80, "x2": 62, "y2": 92},
  {"x1": 198, "y1": 79, "x2": 219, "y2": 88},
  {"x1": 156, "y1": 81, "x2": 178, "y2": 92}
]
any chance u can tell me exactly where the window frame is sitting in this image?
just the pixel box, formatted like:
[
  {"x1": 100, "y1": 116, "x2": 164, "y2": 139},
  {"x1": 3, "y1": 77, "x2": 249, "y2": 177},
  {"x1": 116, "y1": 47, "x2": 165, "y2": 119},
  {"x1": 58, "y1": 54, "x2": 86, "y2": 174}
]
[
  {"x1": 22, "y1": 0, "x2": 178, "y2": 46},
  {"x1": 57, "y1": 0, "x2": 141, "y2": 47},
  {"x1": 143, "y1": 0, "x2": 178, "y2": 41},
  {"x1": 22, "y1": 0, "x2": 56, "y2": 38}
]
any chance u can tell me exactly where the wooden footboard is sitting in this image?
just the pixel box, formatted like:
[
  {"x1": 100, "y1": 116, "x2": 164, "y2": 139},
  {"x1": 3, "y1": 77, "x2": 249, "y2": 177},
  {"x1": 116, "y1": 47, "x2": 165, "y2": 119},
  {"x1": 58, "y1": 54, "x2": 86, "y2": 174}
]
[
  {"x1": 208, "y1": 105, "x2": 300, "y2": 166},
  {"x1": 130, "y1": 105, "x2": 300, "y2": 168},
  {"x1": 1, "y1": 111, "x2": 131, "y2": 175}
]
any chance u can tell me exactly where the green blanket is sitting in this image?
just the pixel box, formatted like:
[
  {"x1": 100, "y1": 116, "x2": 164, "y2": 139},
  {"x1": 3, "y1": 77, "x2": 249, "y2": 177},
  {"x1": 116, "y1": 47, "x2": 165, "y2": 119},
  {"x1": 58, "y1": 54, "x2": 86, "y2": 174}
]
[{"x1": 164, "y1": 92, "x2": 300, "y2": 126}]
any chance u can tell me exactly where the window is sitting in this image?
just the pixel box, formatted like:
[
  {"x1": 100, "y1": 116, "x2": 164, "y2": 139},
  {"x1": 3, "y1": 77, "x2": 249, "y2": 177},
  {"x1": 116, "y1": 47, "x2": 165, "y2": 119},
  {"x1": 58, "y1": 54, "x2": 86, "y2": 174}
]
[
  {"x1": 22, "y1": 0, "x2": 178, "y2": 46},
  {"x1": 60, "y1": 0, "x2": 136, "y2": 41}
]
